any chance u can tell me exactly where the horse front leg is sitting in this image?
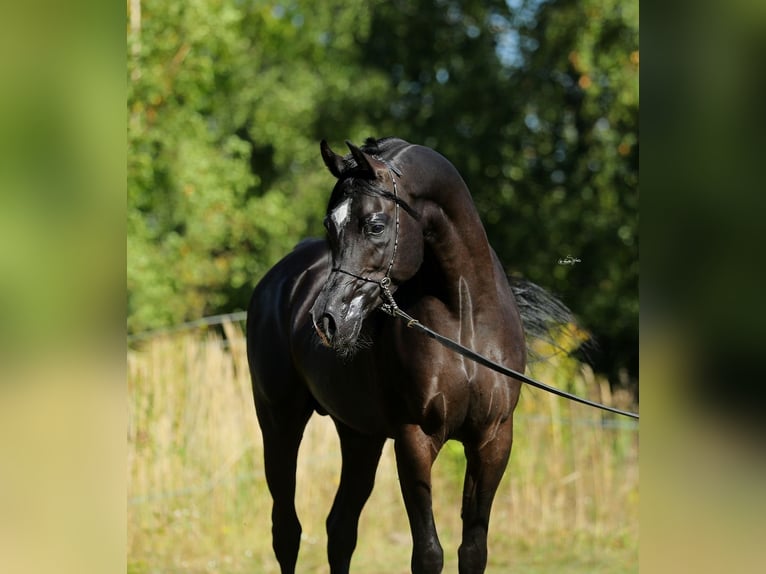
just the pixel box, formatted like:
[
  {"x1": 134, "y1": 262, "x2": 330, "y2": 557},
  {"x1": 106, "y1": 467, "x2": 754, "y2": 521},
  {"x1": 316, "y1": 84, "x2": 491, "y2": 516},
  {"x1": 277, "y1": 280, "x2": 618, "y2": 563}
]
[
  {"x1": 458, "y1": 417, "x2": 514, "y2": 574},
  {"x1": 395, "y1": 424, "x2": 445, "y2": 574},
  {"x1": 326, "y1": 421, "x2": 385, "y2": 574},
  {"x1": 254, "y1": 394, "x2": 313, "y2": 574}
]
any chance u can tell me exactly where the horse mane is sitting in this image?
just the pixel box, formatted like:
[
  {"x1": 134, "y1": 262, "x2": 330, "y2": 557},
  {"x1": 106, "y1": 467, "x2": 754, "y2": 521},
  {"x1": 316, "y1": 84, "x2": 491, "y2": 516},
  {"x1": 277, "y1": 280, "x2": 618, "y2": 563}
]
[{"x1": 361, "y1": 136, "x2": 401, "y2": 155}]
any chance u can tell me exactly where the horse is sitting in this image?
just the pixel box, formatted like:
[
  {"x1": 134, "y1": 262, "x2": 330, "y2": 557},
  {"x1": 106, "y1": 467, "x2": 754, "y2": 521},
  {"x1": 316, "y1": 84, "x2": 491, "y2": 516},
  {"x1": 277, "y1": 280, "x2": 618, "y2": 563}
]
[{"x1": 246, "y1": 137, "x2": 530, "y2": 574}]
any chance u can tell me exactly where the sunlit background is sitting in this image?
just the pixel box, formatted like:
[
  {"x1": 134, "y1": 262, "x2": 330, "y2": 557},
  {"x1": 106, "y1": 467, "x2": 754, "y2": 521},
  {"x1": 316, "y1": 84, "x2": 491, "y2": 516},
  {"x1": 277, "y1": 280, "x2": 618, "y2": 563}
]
[
  {"x1": 125, "y1": 0, "x2": 639, "y2": 570},
  {"x1": 2, "y1": 0, "x2": 766, "y2": 572}
]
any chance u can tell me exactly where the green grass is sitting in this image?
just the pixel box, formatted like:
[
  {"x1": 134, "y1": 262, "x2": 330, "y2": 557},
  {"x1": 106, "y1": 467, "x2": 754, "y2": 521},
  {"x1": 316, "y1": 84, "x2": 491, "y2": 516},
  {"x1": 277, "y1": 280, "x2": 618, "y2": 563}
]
[{"x1": 128, "y1": 321, "x2": 638, "y2": 573}]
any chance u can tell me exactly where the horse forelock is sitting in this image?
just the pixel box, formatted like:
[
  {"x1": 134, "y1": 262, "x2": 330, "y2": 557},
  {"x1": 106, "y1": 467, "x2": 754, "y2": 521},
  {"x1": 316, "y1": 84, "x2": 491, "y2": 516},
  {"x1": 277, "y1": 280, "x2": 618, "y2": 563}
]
[
  {"x1": 327, "y1": 172, "x2": 421, "y2": 223},
  {"x1": 326, "y1": 175, "x2": 375, "y2": 214}
]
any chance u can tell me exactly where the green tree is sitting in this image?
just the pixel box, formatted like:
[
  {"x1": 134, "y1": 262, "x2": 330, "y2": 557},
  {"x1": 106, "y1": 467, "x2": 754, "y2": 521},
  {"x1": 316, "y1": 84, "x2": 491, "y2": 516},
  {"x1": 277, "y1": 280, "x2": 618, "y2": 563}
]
[
  {"x1": 494, "y1": 0, "x2": 639, "y2": 390},
  {"x1": 127, "y1": 0, "x2": 638, "y2": 393},
  {"x1": 127, "y1": 0, "x2": 387, "y2": 332}
]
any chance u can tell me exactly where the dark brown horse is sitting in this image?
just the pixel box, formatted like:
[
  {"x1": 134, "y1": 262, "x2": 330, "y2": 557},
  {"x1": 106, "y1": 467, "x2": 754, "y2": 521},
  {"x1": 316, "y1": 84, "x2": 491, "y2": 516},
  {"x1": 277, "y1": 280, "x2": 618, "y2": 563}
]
[{"x1": 247, "y1": 137, "x2": 528, "y2": 573}]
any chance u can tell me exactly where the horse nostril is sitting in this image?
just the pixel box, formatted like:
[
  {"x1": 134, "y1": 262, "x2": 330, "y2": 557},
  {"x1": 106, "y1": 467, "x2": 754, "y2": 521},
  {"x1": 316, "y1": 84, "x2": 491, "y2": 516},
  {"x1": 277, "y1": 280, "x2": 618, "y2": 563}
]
[{"x1": 322, "y1": 313, "x2": 337, "y2": 339}]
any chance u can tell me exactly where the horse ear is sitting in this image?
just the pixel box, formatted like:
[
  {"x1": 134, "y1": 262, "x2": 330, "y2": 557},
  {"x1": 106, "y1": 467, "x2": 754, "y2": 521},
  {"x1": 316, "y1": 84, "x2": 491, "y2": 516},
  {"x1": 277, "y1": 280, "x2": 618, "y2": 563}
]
[
  {"x1": 320, "y1": 139, "x2": 345, "y2": 178},
  {"x1": 345, "y1": 140, "x2": 388, "y2": 179}
]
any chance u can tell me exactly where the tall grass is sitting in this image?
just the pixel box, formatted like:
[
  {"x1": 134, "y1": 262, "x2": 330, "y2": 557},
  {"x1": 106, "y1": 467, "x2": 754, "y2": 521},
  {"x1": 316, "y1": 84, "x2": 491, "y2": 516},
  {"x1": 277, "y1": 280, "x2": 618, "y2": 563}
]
[{"x1": 128, "y1": 320, "x2": 637, "y2": 573}]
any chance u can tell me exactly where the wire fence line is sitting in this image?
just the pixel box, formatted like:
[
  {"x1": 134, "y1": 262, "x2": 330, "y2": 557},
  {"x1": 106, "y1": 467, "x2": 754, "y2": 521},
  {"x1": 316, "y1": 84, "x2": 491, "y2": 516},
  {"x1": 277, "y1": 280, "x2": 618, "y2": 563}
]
[
  {"x1": 127, "y1": 311, "x2": 248, "y2": 343},
  {"x1": 128, "y1": 314, "x2": 638, "y2": 422},
  {"x1": 127, "y1": 311, "x2": 639, "y2": 432},
  {"x1": 128, "y1": 312, "x2": 637, "y2": 507}
]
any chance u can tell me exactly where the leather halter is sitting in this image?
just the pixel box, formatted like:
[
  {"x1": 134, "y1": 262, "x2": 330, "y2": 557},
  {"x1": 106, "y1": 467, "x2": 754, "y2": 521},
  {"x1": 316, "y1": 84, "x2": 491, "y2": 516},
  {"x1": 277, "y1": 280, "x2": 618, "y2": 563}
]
[{"x1": 330, "y1": 163, "x2": 408, "y2": 316}]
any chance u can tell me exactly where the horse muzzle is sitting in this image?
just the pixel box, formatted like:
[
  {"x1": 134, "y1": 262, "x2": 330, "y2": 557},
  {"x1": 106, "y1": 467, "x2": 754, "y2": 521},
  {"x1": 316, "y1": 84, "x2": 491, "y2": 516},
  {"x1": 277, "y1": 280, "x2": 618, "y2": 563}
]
[{"x1": 309, "y1": 289, "x2": 373, "y2": 356}]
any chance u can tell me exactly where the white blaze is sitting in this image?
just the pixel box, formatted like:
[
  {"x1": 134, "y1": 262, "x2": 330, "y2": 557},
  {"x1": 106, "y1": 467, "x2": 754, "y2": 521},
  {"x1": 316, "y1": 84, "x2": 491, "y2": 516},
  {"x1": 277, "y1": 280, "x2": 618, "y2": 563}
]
[{"x1": 331, "y1": 198, "x2": 352, "y2": 230}]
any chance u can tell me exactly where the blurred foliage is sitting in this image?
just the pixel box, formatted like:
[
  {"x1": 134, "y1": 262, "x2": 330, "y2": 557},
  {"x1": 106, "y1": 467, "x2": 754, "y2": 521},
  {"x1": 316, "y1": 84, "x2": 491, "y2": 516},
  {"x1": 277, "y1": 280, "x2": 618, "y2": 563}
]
[{"x1": 127, "y1": 0, "x2": 637, "y2": 388}]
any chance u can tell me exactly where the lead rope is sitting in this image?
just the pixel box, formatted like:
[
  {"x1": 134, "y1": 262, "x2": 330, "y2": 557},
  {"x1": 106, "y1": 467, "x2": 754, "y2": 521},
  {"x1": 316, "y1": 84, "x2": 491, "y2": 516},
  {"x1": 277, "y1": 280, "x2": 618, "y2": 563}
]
[
  {"x1": 382, "y1": 300, "x2": 639, "y2": 419},
  {"x1": 374, "y1": 184, "x2": 638, "y2": 420}
]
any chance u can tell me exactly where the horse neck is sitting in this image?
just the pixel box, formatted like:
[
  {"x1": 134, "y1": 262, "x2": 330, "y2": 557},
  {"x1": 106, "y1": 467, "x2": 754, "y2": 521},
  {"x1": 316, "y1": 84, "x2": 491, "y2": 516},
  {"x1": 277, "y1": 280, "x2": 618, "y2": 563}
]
[
  {"x1": 417, "y1": 182, "x2": 500, "y2": 315},
  {"x1": 392, "y1": 145, "x2": 502, "y2": 314}
]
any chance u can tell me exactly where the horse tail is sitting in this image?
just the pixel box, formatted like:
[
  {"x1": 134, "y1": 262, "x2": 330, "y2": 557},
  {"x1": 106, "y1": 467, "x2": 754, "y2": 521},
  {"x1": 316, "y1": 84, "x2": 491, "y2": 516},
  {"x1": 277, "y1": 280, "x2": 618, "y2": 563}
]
[{"x1": 509, "y1": 276, "x2": 593, "y2": 364}]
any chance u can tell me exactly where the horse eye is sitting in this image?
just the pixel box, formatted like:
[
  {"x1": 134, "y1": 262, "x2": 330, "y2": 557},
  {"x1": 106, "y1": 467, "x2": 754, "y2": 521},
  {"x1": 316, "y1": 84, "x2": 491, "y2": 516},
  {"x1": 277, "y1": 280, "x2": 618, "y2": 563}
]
[{"x1": 364, "y1": 222, "x2": 386, "y2": 236}]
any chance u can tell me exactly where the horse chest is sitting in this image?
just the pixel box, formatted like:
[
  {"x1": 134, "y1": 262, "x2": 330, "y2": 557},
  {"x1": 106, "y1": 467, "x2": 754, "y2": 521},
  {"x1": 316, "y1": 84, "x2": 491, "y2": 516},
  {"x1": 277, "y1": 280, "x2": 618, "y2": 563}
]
[
  {"x1": 302, "y1": 357, "x2": 394, "y2": 434},
  {"x1": 302, "y1": 350, "x2": 467, "y2": 437}
]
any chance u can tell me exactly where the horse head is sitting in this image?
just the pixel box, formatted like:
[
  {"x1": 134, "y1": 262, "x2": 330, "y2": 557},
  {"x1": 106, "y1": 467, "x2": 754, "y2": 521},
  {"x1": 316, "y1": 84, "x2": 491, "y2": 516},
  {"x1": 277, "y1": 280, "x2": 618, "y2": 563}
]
[{"x1": 310, "y1": 139, "x2": 423, "y2": 356}]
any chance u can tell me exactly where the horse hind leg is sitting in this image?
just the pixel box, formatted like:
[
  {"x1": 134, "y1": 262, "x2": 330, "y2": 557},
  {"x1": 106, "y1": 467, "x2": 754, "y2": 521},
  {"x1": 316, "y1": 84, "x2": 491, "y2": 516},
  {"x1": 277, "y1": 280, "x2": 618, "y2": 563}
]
[
  {"x1": 458, "y1": 418, "x2": 514, "y2": 574},
  {"x1": 326, "y1": 421, "x2": 385, "y2": 574},
  {"x1": 254, "y1": 390, "x2": 313, "y2": 574}
]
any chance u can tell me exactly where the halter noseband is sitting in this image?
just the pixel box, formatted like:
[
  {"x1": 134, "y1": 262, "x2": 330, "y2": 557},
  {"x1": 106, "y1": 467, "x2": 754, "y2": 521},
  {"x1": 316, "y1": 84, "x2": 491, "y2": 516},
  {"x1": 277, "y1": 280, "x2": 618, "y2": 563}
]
[{"x1": 330, "y1": 163, "x2": 407, "y2": 316}]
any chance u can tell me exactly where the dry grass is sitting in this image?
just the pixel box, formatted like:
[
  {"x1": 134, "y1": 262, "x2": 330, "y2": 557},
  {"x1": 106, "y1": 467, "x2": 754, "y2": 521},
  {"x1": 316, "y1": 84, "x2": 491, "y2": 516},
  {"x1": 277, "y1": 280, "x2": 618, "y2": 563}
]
[{"x1": 128, "y1": 320, "x2": 638, "y2": 573}]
